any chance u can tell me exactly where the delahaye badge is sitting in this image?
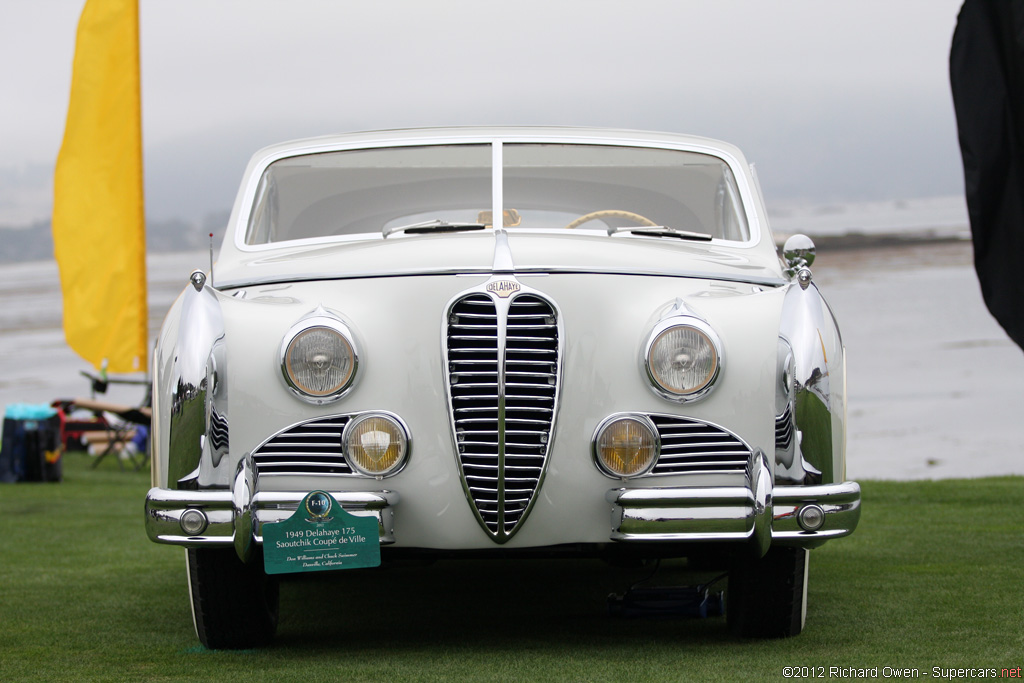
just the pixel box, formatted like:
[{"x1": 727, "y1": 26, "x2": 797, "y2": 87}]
[{"x1": 486, "y1": 279, "x2": 520, "y2": 298}]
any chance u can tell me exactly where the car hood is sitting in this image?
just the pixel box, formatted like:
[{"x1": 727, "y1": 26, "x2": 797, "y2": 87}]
[{"x1": 212, "y1": 229, "x2": 785, "y2": 290}]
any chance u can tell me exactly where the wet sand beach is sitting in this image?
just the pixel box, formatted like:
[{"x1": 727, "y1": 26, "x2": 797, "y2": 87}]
[{"x1": 1, "y1": 239, "x2": 1020, "y2": 480}]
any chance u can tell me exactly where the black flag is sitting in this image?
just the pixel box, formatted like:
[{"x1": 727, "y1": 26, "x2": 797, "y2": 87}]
[{"x1": 950, "y1": 0, "x2": 1024, "y2": 350}]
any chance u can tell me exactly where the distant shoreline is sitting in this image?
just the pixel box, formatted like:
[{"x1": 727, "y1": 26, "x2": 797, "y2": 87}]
[{"x1": 775, "y1": 230, "x2": 971, "y2": 252}]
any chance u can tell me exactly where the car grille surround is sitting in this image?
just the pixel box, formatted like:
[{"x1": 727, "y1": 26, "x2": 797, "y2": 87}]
[{"x1": 445, "y1": 287, "x2": 561, "y2": 543}]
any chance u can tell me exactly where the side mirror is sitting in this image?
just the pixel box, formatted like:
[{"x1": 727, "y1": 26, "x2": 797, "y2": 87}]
[{"x1": 783, "y1": 234, "x2": 815, "y2": 288}]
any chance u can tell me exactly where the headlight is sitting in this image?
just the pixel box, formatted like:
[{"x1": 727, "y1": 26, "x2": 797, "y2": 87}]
[
  {"x1": 343, "y1": 412, "x2": 409, "y2": 477},
  {"x1": 281, "y1": 315, "x2": 358, "y2": 403},
  {"x1": 593, "y1": 414, "x2": 659, "y2": 478},
  {"x1": 644, "y1": 318, "x2": 721, "y2": 401}
]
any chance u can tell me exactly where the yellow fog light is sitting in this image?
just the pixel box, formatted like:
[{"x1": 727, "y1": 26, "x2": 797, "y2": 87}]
[
  {"x1": 343, "y1": 412, "x2": 409, "y2": 477},
  {"x1": 593, "y1": 414, "x2": 660, "y2": 478}
]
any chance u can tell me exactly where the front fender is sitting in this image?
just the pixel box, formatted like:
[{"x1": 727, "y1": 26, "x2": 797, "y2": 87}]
[
  {"x1": 778, "y1": 280, "x2": 846, "y2": 484},
  {"x1": 152, "y1": 271, "x2": 228, "y2": 489}
]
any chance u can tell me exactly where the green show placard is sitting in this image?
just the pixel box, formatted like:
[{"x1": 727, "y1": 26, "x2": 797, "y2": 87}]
[{"x1": 262, "y1": 491, "x2": 381, "y2": 575}]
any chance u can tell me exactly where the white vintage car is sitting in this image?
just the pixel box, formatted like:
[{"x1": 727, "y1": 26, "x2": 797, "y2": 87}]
[{"x1": 144, "y1": 127, "x2": 860, "y2": 648}]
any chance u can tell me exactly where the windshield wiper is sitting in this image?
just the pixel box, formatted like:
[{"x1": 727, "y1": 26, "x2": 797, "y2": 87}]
[
  {"x1": 607, "y1": 225, "x2": 713, "y2": 241},
  {"x1": 383, "y1": 219, "x2": 488, "y2": 238}
]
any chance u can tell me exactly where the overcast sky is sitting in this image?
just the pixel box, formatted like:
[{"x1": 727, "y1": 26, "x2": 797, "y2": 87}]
[{"x1": 1, "y1": 0, "x2": 968, "y2": 224}]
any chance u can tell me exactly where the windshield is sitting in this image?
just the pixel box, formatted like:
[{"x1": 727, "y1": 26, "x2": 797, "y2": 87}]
[{"x1": 244, "y1": 142, "x2": 749, "y2": 245}]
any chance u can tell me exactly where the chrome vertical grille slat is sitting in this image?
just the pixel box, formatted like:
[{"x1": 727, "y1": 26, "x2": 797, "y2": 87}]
[{"x1": 446, "y1": 289, "x2": 559, "y2": 542}]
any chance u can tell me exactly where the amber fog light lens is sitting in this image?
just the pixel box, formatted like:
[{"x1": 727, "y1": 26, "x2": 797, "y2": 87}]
[
  {"x1": 594, "y1": 416, "x2": 659, "y2": 478},
  {"x1": 284, "y1": 326, "x2": 355, "y2": 399},
  {"x1": 343, "y1": 413, "x2": 409, "y2": 477},
  {"x1": 648, "y1": 324, "x2": 719, "y2": 397}
]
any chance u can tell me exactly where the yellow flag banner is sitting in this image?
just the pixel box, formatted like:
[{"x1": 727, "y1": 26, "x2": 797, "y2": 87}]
[{"x1": 53, "y1": 0, "x2": 147, "y2": 374}]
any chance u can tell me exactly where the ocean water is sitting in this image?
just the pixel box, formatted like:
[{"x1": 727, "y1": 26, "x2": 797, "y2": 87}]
[
  {"x1": 1, "y1": 223, "x2": 1021, "y2": 480},
  {"x1": 0, "y1": 250, "x2": 207, "y2": 409},
  {"x1": 769, "y1": 195, "x2": 970, "y2": 241}
]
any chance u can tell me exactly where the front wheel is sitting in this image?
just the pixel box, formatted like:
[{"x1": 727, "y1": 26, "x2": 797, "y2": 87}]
[
  {"x1": 186, "y1": 547, "x2": 279, "y2": 649},
  {"x1": 727, "y1": 547, "x2": 808, "y2": 638}
]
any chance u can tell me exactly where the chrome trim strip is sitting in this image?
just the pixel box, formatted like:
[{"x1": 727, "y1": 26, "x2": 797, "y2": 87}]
[
  {"x1": 215, "y1": 268, "x2": 787, "y2": 292},
  {"x1": 492, "y1": 142, "x2": 503, "y2": 253}
]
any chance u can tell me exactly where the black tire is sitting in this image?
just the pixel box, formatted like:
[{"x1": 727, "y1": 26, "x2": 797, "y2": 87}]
[
  {"x1": 186, "y1": 547, "x2": 279, "y2": 649},
  {"x1": 727, "y1": 547, "x2": 808, "y2": 638}
]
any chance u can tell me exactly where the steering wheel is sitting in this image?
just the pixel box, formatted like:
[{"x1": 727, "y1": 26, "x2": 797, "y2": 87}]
[{"x1": 563, "y1": 209, "x2": 659, "y2": 230}]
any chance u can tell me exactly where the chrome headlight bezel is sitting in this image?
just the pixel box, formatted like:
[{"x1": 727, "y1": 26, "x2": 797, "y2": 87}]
[
  {"x1": 341, "y1": 411, "x2": 411, "y2": 478},
  {"x1": 642, "y1": 316, "x2": 723, "y2": 403},
  {"x1": 592, "y1": 413, "x2": 661, "y2": 479},
  {"x1": 279, "y1": 313, "x2": 359, "y2": 404}
]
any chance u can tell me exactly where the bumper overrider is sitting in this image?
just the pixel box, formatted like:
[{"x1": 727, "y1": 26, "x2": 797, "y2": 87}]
[{"x1": 145, "y1": 453, "x2": 859, "y2": 561}]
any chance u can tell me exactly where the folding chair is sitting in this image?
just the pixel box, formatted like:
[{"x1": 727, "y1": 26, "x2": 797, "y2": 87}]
[
  {"x1": 63, "y1": 398, "x2": 151, "y2": 470},
  {"x1": 52, "y1": 371, "x2": 152, "y2": 471}
]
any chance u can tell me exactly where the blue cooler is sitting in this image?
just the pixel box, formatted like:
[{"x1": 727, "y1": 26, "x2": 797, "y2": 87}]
[{"x1": 1, "y1": 404, "x2": 63, "y2": 483}]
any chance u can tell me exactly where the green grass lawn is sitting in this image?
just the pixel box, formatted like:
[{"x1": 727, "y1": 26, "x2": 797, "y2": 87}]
[{"x1": 1, "y1": 454, "x2": 1022, "y2": 682}]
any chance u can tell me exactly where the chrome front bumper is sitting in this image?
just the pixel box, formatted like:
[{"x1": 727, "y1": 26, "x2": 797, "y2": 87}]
[
  {"x1": 145, "y1": 461, "x2": 398, "y2": 562},
  {"x1": 146, "y1": 455, "x2": 859, "y2": 561},
  {"x1": 605, "y1": 453, "x2": 860, "y2": 554}
]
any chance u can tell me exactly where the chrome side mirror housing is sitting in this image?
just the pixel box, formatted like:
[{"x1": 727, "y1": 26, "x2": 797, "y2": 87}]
[{"x1": 783, "y1": 234, "x2": 816, "y2": 288}]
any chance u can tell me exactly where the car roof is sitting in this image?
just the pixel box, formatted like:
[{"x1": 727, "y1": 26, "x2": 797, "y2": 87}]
[{"x1": 249, "y1": 126, "x2": 749, "y2": 159}]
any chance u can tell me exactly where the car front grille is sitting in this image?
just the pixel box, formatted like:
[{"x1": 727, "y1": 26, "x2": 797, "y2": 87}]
[
  {"x1": 208, "y1": 405, "x2": 230, "y2": 453},
  {"x1": 446, "y1": 290, "x2": 560, "y2": 542},
  {"x1": 251, "y1": 415, "x2": 354, "y2": 477},
  {"x1": 649, "y1": 414, "x2": 751, "y2": 475},
  {"x1": 775, "y1": 402, "x2": 795, "y2": 453}
]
